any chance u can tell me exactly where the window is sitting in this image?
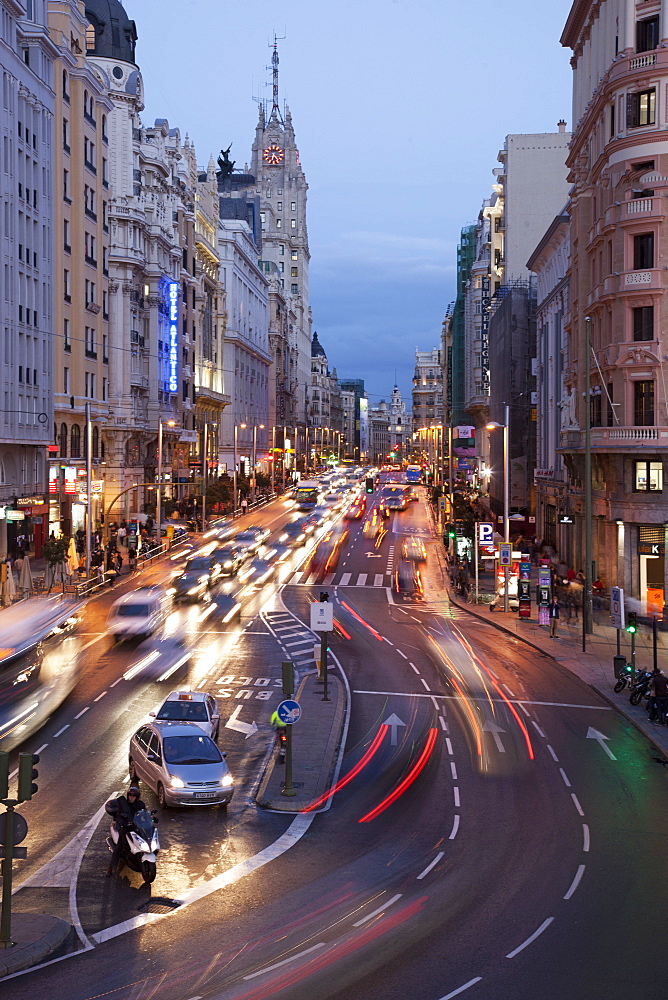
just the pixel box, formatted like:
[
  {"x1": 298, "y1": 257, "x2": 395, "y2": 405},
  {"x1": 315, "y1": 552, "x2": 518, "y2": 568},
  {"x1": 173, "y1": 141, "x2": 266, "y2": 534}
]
[
  {"x1": 70, "y1": 424, "x2": 81, "y2": 457},
  {"x1": 610, "y1": 102, "x2": 615, "y2": 138},
  {"x1": 62, "y1": 70, "x2": 69, "y2": 102},
  {"x1": 64, "y1": 318, "x2": 70, "y2": 352},
  {"x1": 63, "y1": 218, "x2": 70, "y2": 253},
  {"x1": 85, "y1": 372, "x2": 95, "y2": 398},
  {"x1": 85, "y1": 232, "x2": 96, "y2": 264},
  {"x1": 290, "y1": 219, "x2": 296, "y2": 229},
  {"x1": 63, "y1": 169, "x2": 70, "y2": 201},
  {"x1": 59, "y1": 422, "x2": 67, "y2": 457},
  {"x1": 635, "y1": 460, "x2": 663, "y2": 491},
  {"x1": 92, "y1": 426, "x2": 99, "y2": 458},
  {"x1": 279, "y1": 261, "x2": 284, "y2": 272},
  {"x1": 64, "y1": 269, "x2": 70, "y2": 302},
  {"x1": 84, "y1": 137, "x2": 95, "y2": 170},
  {"x1": 279, "y1": 244, "x2": 284, "y2": 256},
  {"x1": 62, "y1": 118, "x2": 69, "y2": 152},
  {"x1": 63, "y1": 366, "x2": 69, "y2": 393},
  {"x1": 637, "y1": 16, "x2": 660, "y2": 53},
  {"x1": 633, "y1": 305, "x2": 654, "y2": 341},
  {"x1": 102, "y1": 377, "x2": 107, "y2": 401},
  {"x1": 259, "y1": 212, "x2": 265, "y2": 224},
  {"x1": 291, "y1": 202, "x2": 296, "y2": 211},
  {"x1": 85, "y1": 326, "x2": 96, "y2": 357},
  {"x1": 291, "y1": 250, "x2": 298, "y2": 261},
  {"x1": 633, "y1": 232, "x2": 654, "y2": 269},
  {"x1": 634, "y1": 380, "x2": 655, "y2": 425},
  {"x1": 291, "y1": 283, "x2": 298, "y2": 294},
  {"x1": 277, "y1": 201, "x2": 282, "y2": 211},
  {"x1": 627, "y1": 89, "x2": 656, "y2": 128},
  {"x1": 591, "y1": 390, "x2": 602, "y2": 427},
  {"x1": 276, "y1": 219, "x2": 281, "y2": 228}
]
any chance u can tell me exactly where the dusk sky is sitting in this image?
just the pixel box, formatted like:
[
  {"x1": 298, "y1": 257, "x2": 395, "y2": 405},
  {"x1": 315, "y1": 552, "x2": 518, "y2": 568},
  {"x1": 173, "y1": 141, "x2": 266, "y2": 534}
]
[{"x1": 129, "y1": 0, "x2": 573, "y2": 406}]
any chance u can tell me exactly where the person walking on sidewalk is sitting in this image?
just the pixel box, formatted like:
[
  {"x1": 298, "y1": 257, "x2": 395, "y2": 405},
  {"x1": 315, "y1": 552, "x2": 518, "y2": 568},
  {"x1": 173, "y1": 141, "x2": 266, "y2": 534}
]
[
  {"x1": 240, "y1": 497, "x2": 249, "y2": 516},
  {"x1": 549, "y1": 595, "x2": 560, "y2": 637},
  {"x1": 649, "y1": 668, "x2": 668, "y2": 724}
]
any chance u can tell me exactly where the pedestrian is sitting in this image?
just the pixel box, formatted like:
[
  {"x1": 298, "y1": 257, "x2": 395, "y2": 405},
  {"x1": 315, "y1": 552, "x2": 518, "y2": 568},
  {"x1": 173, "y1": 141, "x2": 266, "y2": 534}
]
[
  {"x1": 117, "y1": 524, "x2": 127, "y2": 548},
  {"x1": 128, "y1": 547, "x2": 137, "y2": 572},
  {"x1": 649, "y1": 668, "x2": 668, "y2": 724},
  {"x1": 115, "y1": 551, "x2": 123, "y2": 575},
  {"x1": 549, "y1": 595, "x2": 560, "y2": 637},
  {"x1": 240, "y1": 497, "x2": 249, "y2": 515}
]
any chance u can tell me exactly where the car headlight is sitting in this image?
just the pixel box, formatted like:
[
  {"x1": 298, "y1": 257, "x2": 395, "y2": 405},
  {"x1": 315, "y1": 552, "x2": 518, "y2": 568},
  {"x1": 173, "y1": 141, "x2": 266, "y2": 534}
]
[
  {"x1": 169, "y1": 775, "x2": 185, "y2": 788},
  {"x1": 187, "y1": 587, "x2": 200, "y2": 595},
  {"x1": 223, "y1": 561, "x2": 233, "y2": 568},
  {"x1": 220, "y1": 774, "x2": 233, "y2": 787}
]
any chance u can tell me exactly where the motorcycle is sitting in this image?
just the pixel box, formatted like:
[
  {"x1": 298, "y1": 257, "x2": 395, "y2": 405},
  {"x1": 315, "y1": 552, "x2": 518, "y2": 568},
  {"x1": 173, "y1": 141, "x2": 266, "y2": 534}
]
[
  {"x1": 276, "y1": 725, "x2": 287, "y2": 764},
  {"x1": 613, "y1": 662, "x2": 635, "y2": 692},
  {"x1": 105, "y1": 803, "x2": 160, "y2": 884},
  {"x1": 629, "y1": 667, "x2": 652, "y2": 706}
]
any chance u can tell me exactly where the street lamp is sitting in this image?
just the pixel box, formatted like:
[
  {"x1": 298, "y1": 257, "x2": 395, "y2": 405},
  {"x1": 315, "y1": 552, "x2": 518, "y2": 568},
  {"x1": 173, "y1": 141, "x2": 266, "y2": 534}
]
[
  {"x1": 233, "y1": 422, "x2": 247, "y2": 518},
  {"x1": 156, "y1": 418, "x2": 176, "y2": 543},
  {"x1": 486, "y1": 403, "x2": 510, "y2": 613},
  {"x1": 252, "y1": 423, "x2": 265, "y2": 497}
]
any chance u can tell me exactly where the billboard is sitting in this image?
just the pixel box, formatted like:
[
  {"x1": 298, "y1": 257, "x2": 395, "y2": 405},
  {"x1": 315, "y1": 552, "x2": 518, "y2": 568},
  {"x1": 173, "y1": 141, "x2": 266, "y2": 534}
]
[{"x1": 453, "y1": 425, "x2": 475, "y2": 457}]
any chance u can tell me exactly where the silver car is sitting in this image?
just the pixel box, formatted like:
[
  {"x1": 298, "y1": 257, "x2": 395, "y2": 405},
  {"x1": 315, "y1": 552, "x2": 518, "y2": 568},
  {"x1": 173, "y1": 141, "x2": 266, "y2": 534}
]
[{"x1": 129, "y1": 721, "x2": 234, "y2": 808}]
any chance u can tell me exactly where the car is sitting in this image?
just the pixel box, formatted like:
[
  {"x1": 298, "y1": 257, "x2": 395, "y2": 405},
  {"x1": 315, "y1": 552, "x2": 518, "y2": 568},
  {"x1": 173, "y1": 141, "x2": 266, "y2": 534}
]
[
  {"x1": 243, "y1": 557, "x2": 277, "y2": 589},
  {"x1": 234, "y1": 528, "x2": 266, "y2": 555},
  {"x1": 344, "y1": 498, "x2": 366, "y2": 519},
  {"x1": 150, "y1": 690, "x2": 220, "y2": 740},
  {"x1": 107, "y1": 587, "x2": 169, "y2": 642},
  {"x1": 394, "y1": 560, "x2": 423, "y2": 596},
  {"x1": 128, "y1": 721, "x2": 234, "y2": 808},
  {"x1": 308, "y1": 525, "x2": 349, "y2": 574},
  {"x1": 169, "y1": 569, "x2": 210, "y2": 603},
  {"x1": 280, "y1": 520, "x2": 315, "y2": 546},
  {"x1": 183, "y1": 554, "x2": 222, "y2": 587},
  {"x1": 402, "y1": 536, "x2": 427, "y2": 561},
  {"x1": 213, "y1": 544, "x2": 246, "y2": 576},
  {"x1": 245, "y1": 525, "x2": 270, "y2": 542},
  {"x1": 210, "y1": 591, "x2": 242, "y2": 624},
  {"x1": 323, "y1": 492, "x2": 344, "y2": 510},
  {"x1": 362, "y1": 507, "x2": 385, "y2": 540}
]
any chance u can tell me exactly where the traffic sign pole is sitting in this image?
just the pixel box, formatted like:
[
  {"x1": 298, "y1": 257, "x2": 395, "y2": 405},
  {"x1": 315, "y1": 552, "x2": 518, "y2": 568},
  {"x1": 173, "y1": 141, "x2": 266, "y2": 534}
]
[
  {"x1": 0, "y1": 803, "x2": 16, "y2": 948},
  {"x1": 283, "y1": 726, "x2": 295, "y2": 798}
]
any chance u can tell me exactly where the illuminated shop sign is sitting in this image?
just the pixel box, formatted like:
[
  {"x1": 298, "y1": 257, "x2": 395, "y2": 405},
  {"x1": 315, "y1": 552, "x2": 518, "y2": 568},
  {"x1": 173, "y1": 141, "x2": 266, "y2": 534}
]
[
  {"x1": 166, "y1": 279, "x2": 179, "y2": 393},
  {"x1": 63, "y1": 467, "x2": 77, "y2": 494}
]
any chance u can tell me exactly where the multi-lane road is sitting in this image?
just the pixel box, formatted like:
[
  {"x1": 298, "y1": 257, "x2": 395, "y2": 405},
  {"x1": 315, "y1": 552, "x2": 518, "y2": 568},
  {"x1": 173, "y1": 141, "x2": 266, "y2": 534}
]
[{"x1": 2, "y1": 482, "x2": 668, "y2": 1000}]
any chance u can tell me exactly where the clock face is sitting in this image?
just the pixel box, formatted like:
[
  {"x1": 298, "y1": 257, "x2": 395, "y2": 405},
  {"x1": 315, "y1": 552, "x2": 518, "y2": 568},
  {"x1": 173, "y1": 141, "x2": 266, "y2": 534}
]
[{"x1": 263, "y1": 144, "x2": 284, "y2": 165}]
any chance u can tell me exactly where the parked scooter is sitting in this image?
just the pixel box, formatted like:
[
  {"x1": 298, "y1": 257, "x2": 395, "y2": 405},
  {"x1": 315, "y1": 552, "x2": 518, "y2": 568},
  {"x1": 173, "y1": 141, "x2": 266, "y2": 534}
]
[
  {"x1": 629, "y1": 667, "x2": 652, "y2": 706},
  {"x1": 105, "y1": 802, "x2": 160, "y2": 884}
]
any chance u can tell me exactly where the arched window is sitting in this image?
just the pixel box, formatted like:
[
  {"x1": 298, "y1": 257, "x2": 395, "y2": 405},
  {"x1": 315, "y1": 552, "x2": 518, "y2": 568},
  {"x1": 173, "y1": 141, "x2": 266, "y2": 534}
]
[
  {"x1": 83, "y1": 89, "x2": 88, "y2": 111},
  {"x1": 92, "y1": 426, "x2": 99, "y2": 458},
  {"x1": 70, "y1": 423, "x2": 81, "y2": 458},
  {"x1": 59, "y1": 422, "x2": 68, "y2": 458}
]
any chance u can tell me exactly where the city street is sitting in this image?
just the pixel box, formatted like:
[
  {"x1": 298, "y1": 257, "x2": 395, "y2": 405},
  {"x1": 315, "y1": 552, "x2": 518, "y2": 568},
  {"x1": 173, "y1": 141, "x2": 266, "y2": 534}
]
[{"x1": 1, "y1": 488, "x2": 666, "y2": 1000}]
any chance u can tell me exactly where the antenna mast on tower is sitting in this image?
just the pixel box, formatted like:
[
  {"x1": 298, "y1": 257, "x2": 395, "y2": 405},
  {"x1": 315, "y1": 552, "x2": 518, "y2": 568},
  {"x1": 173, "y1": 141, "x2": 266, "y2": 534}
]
[{"x1": 269, "y1": 33, "x2": 285, "y2": 124}]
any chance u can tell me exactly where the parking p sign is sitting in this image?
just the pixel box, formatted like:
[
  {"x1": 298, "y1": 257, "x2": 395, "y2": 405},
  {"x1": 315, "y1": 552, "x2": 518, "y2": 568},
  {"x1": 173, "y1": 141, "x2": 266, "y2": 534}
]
[{"x1": 478, "y1": 523, "x2": 494, "y2": 545}]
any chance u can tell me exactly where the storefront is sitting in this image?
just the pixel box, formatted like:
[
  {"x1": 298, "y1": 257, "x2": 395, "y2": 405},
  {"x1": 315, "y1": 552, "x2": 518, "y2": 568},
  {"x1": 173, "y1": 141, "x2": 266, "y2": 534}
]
[
  {"x1": 15, "y1": 496, "x2": 49, "y2": 558},
  {"x1": 637, "y1": 527, "x2": 664, "y2": 613}
]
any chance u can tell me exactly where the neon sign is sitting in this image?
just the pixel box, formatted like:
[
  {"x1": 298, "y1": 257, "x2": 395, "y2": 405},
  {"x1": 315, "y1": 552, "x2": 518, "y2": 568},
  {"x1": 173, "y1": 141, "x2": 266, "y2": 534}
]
[{"x1": 166, "y1": 280, "x2": 179, "y2": 393}]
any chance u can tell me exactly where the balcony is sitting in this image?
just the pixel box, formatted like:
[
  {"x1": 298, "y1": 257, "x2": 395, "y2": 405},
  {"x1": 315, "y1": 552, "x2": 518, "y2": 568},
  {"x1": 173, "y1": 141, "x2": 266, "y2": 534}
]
[
  {"x1": 625, "y1": 198, "x2": 655, "y2": 217},
  {"x1": 130, "y1": 372, "x2": 149, "y2": 389},
  {"x1": 564, "y1": 426, "x2": 668, "y2": 450}
]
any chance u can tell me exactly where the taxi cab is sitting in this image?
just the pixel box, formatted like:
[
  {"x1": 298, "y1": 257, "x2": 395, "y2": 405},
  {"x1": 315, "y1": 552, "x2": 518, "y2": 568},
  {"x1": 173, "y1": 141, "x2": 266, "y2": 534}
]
[{"x1": 150, "y1": 690, "x2": 220, "y2": 741}]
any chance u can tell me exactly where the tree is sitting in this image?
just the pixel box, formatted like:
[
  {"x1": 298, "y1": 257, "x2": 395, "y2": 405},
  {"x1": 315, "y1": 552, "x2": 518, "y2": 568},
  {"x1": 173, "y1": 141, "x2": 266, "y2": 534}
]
[{"x1": 42, "y1": 536, "x2": 70, "y2": 591}]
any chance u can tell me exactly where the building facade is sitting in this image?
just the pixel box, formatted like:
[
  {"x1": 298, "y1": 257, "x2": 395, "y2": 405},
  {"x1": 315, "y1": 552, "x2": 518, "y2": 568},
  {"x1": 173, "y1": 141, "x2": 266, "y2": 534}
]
[
  {"x1": 412, "y1": 347, "x2": 443, "y2": 430},
  {"x1": 0, "y1": 0, "x2": 56, "y2": 557},
  {"x1": 562, "y1": 0, "x2": 668, "y2": 606}
]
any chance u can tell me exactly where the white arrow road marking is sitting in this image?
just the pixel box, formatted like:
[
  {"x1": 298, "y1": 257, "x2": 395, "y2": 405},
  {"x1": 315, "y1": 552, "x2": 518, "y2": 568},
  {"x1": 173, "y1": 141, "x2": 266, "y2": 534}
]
[
  {"x1": 383, "y1": 712, "x2": 406, "y2": 746},
  {"x1": 482, "y1": 720, "x2": 506, "y2": 752},
  {"x1": 586, "y1": 726, "x2": 617, "y2": 760},
  {"x1": 225, "y1": 705, "x2": 258, "y2": 738}
]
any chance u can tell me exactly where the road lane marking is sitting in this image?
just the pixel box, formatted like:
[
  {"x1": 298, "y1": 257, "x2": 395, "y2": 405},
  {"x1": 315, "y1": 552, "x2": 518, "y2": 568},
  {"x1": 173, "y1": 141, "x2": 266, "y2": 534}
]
[
  {"x1": 439, "y1": 717, "x2": 448, "y2": 732},
  {"x1": 410, "y1": 662, "x2": 420, "y2": 673},
  {"x1": 352, "y1": 893, "x2": 402, "y2": 927},
  {"x1": 243, "y1": 942, "x2": 327, "y2": 981},
  {"x1": 582, "y1": 824, "x2": 590, "y2": 852},
  {"x1": 571, "y1": 793, "x2": 585, "y2": 817},
  {"x1": 80, "y1": 634, "x2": 106, "y2": 652},
  {"x1": 445, "y1": 737, "x2": 453, "y2": 753},
  {"x1": 92, "y1": 813, "x2": 315, "y2": 944},
  {"x1": 397, "y1": 649, "x2": 408, "y2": 659},
  {"x1": 563, "y1": 864, "x2": 586, "y2": 900},
  {"x1": 93, "y1": 691, "x2": 107, "y2": 702},
  {"x1": 450, "y1": 762, "x2": 457, "y2": 780},
  {"x1": 420, "y1": 678, "x2": 430, "y2": 690},
  {"x1": 430, "y1": 696, "x2": 440, "y2": 710},
  {"x1": 449, "y1": 814, "x2": 460, "y2": 840},
  {"x1": 505, "y1": 917, "x2": 554, "y2": 958},
  {"x1": 438, "y1": 978, "x2": 483, "y2": 999},
  {"x1": 417, "y1": 851, "x2": 444, "y2": 880},
  {"x1": 453, "y1": 787, "x2": 460, "y2": 807},
  {"x1": 547, "y1": 744, "x2": 559, "y2": 762},
  {"x1": 517, "y1": 701, "x2": 531, "y2": 717},
  {"x1": 110, "y1": 677, "x2": 123, "y2": 688},
  {"x1": 531, "y1": 720, "x2": 546, "y2": 738},
  {"x1": 352, "y1": 690, "x2": 611, "y2": 710},
  {"x1": 74, "y1": 707, "x2": 89, "y2": 720},
  {"x1": 559, "y1": 768, "x2": 571, "y2": 787},
  {"x1": 53, "y1": 725, "x2": 69, "y2": 738},
  {"x1": 35, "y1": 743, "x2": 48, "y2": 755}
]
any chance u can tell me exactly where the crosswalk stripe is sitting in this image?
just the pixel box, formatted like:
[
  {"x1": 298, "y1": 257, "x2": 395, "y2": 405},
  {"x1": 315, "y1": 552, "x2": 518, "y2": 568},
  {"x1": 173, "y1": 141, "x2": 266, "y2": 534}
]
[
  {"x1": 324, "y1": 573, "x2": 335, "y2": 584},
  {"x1": 340, "y1": 573, "x2": 351, "y2": 585},
  {"x1": 306, "y1": 572, "x2": 318, "y2": 585},
  {"x1": 289, "y1": 572, "x2": 301, "y2": 585},
  {"x1": 374, "y1": 574, "x2": 384, "y2": 587},
  {"x1": 356, "y1": 573, "x2": 367, "y2": 586}
]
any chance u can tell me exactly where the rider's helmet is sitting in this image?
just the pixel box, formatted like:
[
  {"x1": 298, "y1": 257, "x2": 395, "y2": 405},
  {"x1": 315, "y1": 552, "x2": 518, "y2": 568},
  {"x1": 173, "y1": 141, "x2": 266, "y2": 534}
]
[{"x1": 127, "y1": 786, "x2": 140, "y2": 798}]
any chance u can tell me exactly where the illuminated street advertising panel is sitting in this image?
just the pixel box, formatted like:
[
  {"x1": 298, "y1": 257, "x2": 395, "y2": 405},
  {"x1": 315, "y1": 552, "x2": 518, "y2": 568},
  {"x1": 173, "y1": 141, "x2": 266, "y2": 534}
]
[{"x1": 165, "y1": 279, "x2": 179, "y2": 393}]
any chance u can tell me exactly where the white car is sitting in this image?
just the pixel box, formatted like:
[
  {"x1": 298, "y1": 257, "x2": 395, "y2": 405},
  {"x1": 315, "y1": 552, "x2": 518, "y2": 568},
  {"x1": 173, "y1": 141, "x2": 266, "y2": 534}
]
[
  {"x1": 107, "y1": 587, "x2": 169, "y2": 642},
  {"x1": 150, "y1": 690, "x2": 220, "y2": 741}
]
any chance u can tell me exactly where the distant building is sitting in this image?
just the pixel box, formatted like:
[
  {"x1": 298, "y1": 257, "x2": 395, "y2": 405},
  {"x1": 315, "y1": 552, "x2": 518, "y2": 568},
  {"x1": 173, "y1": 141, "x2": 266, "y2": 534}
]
[
  {"x1": 339, "y1": 379, "x2": 367, "y2": 462},
  {"x1": 369, "y1": 401, "x2": 391, "y2": 465},
  {"x1": 412, "y1": 348, "x2": 443, "y2": 429}
]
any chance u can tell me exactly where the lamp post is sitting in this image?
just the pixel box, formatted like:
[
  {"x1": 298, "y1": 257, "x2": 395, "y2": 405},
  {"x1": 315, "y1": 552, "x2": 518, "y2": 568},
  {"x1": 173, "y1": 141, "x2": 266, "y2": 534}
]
[
  {"x1": 584, "y1": 315, "x2": 593, "y2": 642},
  {"x1": 156, "y1": 418, "x2": 176, "y2": 543},
  {"x1": 486, "y1": 403, "x2": 510, "y2": 613},
  {"x1": 252, "y1": 423, "x2": 265, "y2": 498},
  {"x1": 233, "y1": 422, "x2": 246, "y2": 518},
  {"x1": 271, "y1": 426, "x2": 276, "y2": 494}
]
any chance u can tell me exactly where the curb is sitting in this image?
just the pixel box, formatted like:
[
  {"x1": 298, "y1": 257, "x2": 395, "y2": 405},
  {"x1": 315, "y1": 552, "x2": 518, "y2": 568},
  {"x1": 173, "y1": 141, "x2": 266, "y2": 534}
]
[
  {"x1": 446, "y1": 586, "x2": 668, "y2": 762},
  {"x1": 0, "y1": 914, "x2": 73, "y2": 978}
]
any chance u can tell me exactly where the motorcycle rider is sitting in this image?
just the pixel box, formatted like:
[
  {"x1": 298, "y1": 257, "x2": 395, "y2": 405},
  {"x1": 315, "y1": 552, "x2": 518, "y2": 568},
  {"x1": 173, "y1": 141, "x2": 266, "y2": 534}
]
[{"x1": 106, "y1": 786, "x2": 146, "y2": 876}]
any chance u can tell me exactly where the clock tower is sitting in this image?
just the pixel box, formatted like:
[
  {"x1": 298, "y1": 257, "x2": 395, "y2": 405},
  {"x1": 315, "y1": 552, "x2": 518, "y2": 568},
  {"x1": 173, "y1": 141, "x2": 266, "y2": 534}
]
[{"x1": 247, "y1": 42, "x2": 312, "y2": 427}]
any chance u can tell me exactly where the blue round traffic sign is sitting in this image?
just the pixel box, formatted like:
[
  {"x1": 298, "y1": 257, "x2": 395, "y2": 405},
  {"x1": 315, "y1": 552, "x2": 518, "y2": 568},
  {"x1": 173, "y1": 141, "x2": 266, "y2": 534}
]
[{"x1": 276, "y1": 700, "x2": 301, "y2": 725}]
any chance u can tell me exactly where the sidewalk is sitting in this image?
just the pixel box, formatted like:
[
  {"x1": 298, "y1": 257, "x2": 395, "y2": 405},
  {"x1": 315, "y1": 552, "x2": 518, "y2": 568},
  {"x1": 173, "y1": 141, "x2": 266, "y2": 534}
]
[
  {"x1": 256, "y1": 670, "x2": 347, "y2": 812},
  {"x1": 446, "y1": 569, "x2": 668, "y2": 760},
  {"x1": 0, "y1": 913, "x2": 72, "y2": 977}
]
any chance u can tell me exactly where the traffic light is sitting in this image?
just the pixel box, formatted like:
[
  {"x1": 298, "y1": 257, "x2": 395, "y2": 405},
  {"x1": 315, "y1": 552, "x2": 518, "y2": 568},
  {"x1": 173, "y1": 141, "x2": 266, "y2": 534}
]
[
  {"x1": 17, "y1": 752, "x2": 39, "y2": 802},
  {"x1": 0, "y1": 751, "x2": 9, "y2": 800},
  {"x1": 365, "y1": 477, "x2": 374, "y2": 494},
  {"x1": 445, "y1": 523, "x2": 456, "y2": 539},
  {"x1": 626, "y1": 612, "x2": 637, "y2": 634}
]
